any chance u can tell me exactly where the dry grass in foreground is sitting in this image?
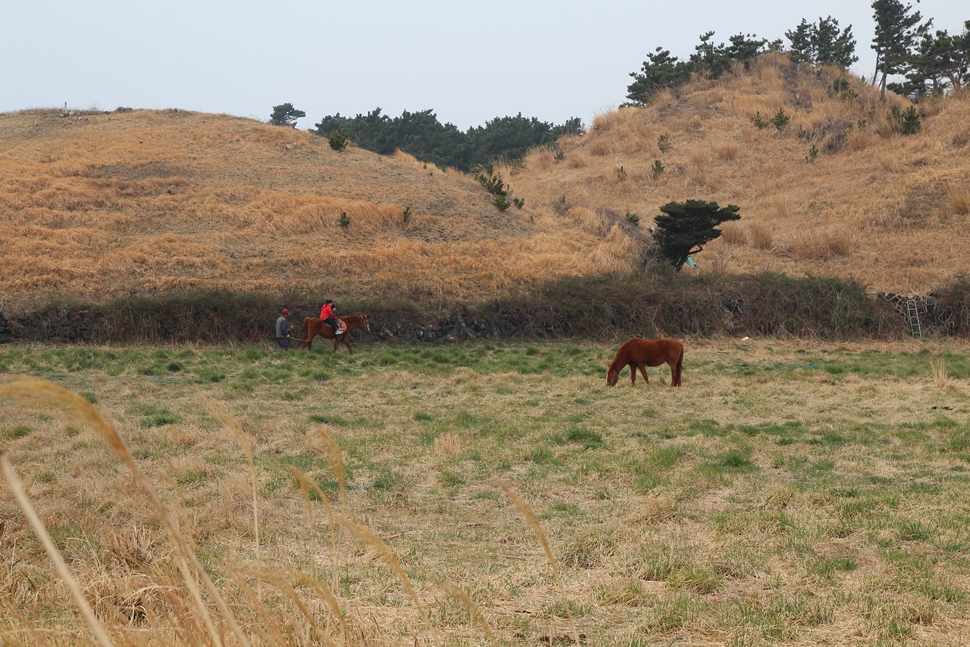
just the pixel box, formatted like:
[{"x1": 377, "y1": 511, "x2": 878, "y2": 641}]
[{"x1": 2, "y1": 338, "x2": 970, "y2": 645}]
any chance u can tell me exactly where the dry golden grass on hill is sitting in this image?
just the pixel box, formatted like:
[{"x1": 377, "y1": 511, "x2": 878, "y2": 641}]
[
  {"x1": 0, "y1": 110, "x2": 640, "y2": 310},
  {"x1": 500, "y1": 52, "x2": 970, "y2": 294},
  {"x1": 2, "y1": 52, "x2": 969, "y2": 311}
]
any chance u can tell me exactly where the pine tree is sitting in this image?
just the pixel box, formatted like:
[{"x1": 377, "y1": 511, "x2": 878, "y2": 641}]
[
  {"x1": 871, "y1": 0, "x2": 931, "y2": 100},
  {"x1": 786, "y1": 16, "x2": 858, "y2": 68},
  {"x1": 908, "y1": 28, "x2": 970, "y2": 97},
  {"x1": 652, "y1": 200, "x2": 741, "y2": 271},
  {"x1": 269, "y1": 103, "x2": 306, "y2": 128},
  {"x1": 626, "y1": 48, "x2": 692, "y2": 105}
]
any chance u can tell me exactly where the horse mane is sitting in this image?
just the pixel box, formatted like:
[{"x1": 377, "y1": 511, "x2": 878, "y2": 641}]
[{"x1": 608, "y1": 338, "x2": 639, "y2": 373}]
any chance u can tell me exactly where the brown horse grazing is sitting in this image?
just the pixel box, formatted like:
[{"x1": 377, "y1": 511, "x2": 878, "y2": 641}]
[
  {"x1": 298, "y1": 314, "x2": 370, "y2": 353},
  {"x1": 607, "y1": 338, "x2": 684, "y2": 387}
]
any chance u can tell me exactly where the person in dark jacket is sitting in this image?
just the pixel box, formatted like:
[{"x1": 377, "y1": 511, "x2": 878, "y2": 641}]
[
  {"x1": 319, "y1": 300, "x2": 342, "y2": 336},
  {"x1": 276, "y1": 309, "x2": 290, "y2": 350}
]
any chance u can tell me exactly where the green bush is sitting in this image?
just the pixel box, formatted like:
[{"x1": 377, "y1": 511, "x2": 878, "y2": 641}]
[
  {"x1": 328, "y1": 128, "x2": 349, "y2": 151},
  {"x1": 770, "y1": 108, "x2": 790, "y2": 130},
  {"x1": 475, "y1": 165, "x2": 506, "y2": 196},
  {"x1": 887, "y1": 105, "x2": 921, "y2": 135}
]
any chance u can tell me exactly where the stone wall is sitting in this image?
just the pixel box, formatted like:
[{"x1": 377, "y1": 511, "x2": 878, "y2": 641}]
[
  {"x1": 0, "y1": 308, "x2": 102, "y2": 344},
  {"x1": 0, "y1": 304, "x2": 566, "y2": 345},
  {"x1": 0, "y1": 293, "x2": 951, "y2": 345}
]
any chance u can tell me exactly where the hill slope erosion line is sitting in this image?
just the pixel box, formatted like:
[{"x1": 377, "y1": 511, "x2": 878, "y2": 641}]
[{"x1": 1, "y1": 51, "x2": 969, "y2": 315}]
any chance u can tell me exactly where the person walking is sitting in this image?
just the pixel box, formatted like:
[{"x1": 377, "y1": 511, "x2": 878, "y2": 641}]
[
  {"x1": 319, "y1": 300, "x2": 342, "y2": 336},
  {"x1": 276, "y1": 309, "x2": 290, "y2": 350}
]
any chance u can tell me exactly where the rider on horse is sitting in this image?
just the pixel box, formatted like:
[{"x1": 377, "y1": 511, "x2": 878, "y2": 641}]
[{"x1": 319, "y1": 300, "x2": 343, "y2": 336}]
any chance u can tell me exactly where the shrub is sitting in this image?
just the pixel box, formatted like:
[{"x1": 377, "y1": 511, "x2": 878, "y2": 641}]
[
  {"x1": 475, "y1": 165, "x2": 507, "y2": 196},
  {"x1": 887, "y1": 106, "x2": 921, "y2": 135},
  {"x1": 770, "y1": 108, "x2": 790, "y2": 130},
  {"x1": 752, "y1": 112, "x2": 769, "y2": 129},
  {"x1": 477, "y1": 164, "x2": 520, "y2": 211},
  {"x1": 328, "y1": 128, "x2": 349, "y2": 150},
  {"x1": 828, "y1": 77, "x2": 858, "y2": 101}
]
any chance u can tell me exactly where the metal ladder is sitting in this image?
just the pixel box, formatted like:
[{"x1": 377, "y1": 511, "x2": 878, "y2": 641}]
[{"x1": 906, "y1": 299, "x2": 923, "y2": 339}]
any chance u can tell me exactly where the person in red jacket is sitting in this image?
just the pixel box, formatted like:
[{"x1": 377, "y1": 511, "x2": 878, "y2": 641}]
[{"x1": 319, "y1": 300, "x2": 342, "y2": 336}]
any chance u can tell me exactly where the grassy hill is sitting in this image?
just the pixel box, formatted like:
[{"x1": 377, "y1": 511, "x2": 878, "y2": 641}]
[
  {"x1": 498, "y1": 52, "x2": 970, "y2": 295},
  {"x1": 0, "y1": 109, "x2": 637, "y2": 312},
  {"x1": 1, "y1": 52, "x2": 969, "y2": 313}
]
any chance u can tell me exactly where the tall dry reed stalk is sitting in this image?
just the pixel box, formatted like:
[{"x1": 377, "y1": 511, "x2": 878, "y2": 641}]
[
  {"x1": 237, "y1": 565, "x2": 340, "y2": 646},
  {"x1": 316, "y1": 426, "x2": 346, "y2": 512},
  {"x1": 0, "y1": 453, "x2": 115, "y2": 647},
  {"x1": 500, "y1": 482, "x2": 580, "y2": 646},
  {"x1": 439, "y1": 579, "x2": 497, "y2": 645},
  {"x1": 290, "y1": 465, "x2": 340, "y2": 591},
  {"x1": 932, "y1": 357, "x2": 947, "y2": 388},
  {"x1": 335, "y1": 513, "x2": 438, "y2": 646},
  {"x1": 0, "y1": 379, "x2": 250, "y2": 647},
  {"x1": 205, "y1": 397, "x2": 261, "y2": 601}
]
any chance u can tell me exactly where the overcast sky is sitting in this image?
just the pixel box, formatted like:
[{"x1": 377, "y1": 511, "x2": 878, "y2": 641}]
[{"x1": 2, "y1": 1, "x2": 966, "y2": 131}]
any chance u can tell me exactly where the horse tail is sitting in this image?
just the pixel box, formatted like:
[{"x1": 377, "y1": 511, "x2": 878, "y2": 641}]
[
  {"x1": 300, "y1": 317, "x2": 309, "y2": 345},
  {"x1": 674, "y1": 344, "x2": 684, "y2": 386}
]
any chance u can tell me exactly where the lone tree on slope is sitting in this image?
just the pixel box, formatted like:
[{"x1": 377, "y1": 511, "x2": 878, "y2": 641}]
[
  {"x1": 270, "y1": 102, "x2": 306, "y2": 127},
  {"x1": 652, "y1": 199, "x2": 741, "y2": 271}
]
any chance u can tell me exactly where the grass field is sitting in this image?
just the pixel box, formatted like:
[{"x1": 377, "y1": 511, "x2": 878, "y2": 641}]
[{"x1": 2, "y1": 338, "x2": 970, "y2": 646}]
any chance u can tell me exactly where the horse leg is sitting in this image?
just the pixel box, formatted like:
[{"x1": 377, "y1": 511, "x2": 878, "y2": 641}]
[
  {"x1": 639, "y1": 364, "x2": 650, "y2": 385},
  {"x1": 297, "y1": 320, "x2": 307, "y2": 350},
  {"x1": 332, "y1": 337, "x2": 339, "y2": 354}
]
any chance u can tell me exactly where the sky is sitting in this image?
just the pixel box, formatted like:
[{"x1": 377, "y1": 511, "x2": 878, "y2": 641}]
[{"x1": 2, "y1": 1, "x2": 966, "y2": 131}]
